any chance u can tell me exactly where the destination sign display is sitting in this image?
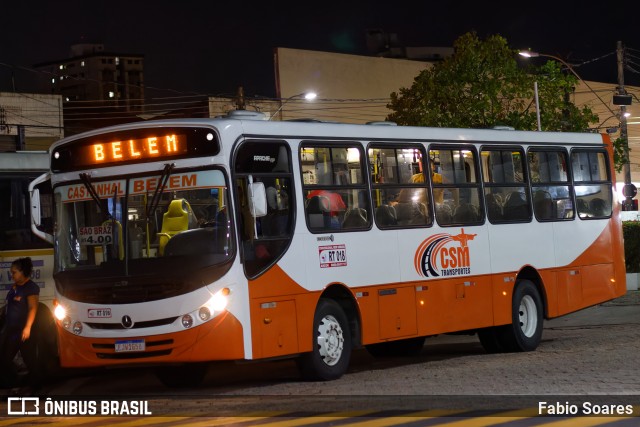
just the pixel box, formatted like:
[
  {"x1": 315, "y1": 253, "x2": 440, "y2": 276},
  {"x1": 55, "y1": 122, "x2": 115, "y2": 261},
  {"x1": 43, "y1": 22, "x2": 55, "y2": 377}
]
[{"x1": 51, "y1": 127, "x2": 219, "y2": 172}]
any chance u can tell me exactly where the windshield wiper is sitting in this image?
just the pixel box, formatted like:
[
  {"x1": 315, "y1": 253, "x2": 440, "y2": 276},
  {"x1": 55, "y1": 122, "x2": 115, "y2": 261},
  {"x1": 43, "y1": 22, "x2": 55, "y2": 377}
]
[
  {"x1": 146, "y1": 163, "x2": 175, "y2": 218},
  {"x1": 79, "y1": 173, "x2": 104, "y2": 214}
]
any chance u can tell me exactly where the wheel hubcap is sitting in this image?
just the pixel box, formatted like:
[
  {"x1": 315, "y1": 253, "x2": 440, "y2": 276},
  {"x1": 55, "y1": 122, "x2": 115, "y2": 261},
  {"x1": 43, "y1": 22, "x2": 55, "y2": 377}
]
[
  {"x1": 316, "y1": 314, "x2": 344, "y2": 366},
  {"x1": 518, "y1": 295, "x2": 538, "y2": 337}
]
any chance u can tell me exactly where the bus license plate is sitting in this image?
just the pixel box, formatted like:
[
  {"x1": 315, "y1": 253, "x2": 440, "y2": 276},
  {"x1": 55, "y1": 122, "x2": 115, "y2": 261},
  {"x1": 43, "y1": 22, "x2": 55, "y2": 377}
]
[{"x1": 115, "y1": 339, "x2": 145, "y2": 353}]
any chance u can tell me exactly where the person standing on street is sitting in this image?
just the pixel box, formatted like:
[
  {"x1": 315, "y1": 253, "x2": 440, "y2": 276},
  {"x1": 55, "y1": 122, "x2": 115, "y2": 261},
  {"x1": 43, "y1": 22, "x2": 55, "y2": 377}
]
[{"x1": 0, "y1": 257, "x2": 40, "y2": 389}]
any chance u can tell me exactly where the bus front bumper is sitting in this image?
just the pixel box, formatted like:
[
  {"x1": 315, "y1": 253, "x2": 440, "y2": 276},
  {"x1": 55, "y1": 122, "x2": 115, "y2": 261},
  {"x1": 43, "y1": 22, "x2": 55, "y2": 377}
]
[{"x1": 56, "y1": 311, "x2": 245, "y2": 368}]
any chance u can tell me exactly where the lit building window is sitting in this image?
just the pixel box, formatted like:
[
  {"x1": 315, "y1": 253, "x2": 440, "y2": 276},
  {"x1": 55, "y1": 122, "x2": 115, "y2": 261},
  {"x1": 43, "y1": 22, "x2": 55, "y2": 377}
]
[
  {"x1": 108, "y1": 91, "x2": 115, "y2": 98},
  {"x1": 81, "y1": 61, "x2": 85, "y2": 67}
]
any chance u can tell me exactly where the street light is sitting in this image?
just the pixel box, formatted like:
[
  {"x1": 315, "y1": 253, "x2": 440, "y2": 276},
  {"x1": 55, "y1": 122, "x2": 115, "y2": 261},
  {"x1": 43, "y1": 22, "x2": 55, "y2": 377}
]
[
  {"x1": 520, "y1": 49, "x2": 633, "y2": 209},
  {"x1": 269, "y1": 91, "x2": 317, "y2": 121},
  {"x1": 518, "y1": 50, "x2": 616, "y2": 117}
]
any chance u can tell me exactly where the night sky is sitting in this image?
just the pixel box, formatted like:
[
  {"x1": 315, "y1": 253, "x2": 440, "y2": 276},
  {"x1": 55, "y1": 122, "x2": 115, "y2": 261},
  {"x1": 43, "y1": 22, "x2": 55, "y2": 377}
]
[{"x1": 2, "y1": 1, "x2": 640, "y2": 99}]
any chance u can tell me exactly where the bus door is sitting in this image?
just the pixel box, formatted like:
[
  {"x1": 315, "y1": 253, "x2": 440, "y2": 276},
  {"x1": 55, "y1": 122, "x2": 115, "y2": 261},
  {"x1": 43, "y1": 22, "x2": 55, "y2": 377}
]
[{"x1": 427, "y1": 146, "x2": 493, "y2": 333}]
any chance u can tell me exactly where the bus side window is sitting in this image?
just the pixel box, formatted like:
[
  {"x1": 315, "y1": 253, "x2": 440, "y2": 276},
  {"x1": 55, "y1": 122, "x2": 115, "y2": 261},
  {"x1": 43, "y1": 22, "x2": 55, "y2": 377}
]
[
  {"x1": 432, "y1": 147, "x2": 483, "y2": 226},
  {"x1": 571, "y1": 150, "x2": 612, "y2": 219},
  {"x1": 369, "y1": 145, "x2": 431, "y2": 229},
  {"x1": 529, "y1": 149, "x2": 573, "y2": 221},
  {"x1": 303, "y1": 144, "x2": 369, "y2": 232},
  {"x1": 481, "y1": 147, "x2": 530, "y2": 224}
]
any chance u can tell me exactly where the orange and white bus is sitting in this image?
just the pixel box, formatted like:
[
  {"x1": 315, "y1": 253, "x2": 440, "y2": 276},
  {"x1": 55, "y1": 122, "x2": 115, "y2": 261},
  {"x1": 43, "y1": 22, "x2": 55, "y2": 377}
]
[{"x1": 30, "y1": 112, "x2": 626, "y2": 386}]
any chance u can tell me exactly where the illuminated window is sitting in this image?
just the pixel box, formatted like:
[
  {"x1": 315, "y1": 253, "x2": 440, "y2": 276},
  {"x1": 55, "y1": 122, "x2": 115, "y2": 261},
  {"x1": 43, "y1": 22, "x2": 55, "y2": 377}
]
[
  {"x1": 431, "y1": 147, "x2": 484, "y2": 226},
  {"x1": 301, "y1": 144, "x2": 370, "y2": 232},
  {"x1": 481, "y1": 148, "x2": 530, "y2": 223},
  {"x1": 108, "y1": 91, "x2": 115, "y2": 98},
  {"x1": 571, "y1": 150, "x2": 612, "y2": 219},
  {"x1": 368, "y1": 145, "x2": 432, "y2": 228},
  {"x1": 528, "y1": 149, "x2": 574, "y2": 221}
]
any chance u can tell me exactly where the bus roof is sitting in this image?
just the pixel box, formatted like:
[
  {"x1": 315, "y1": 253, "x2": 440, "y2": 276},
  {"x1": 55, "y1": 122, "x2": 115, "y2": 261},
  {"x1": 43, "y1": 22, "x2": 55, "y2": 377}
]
[{"x1": 49, "y1": 116, "x2": 606, "y2": 153}]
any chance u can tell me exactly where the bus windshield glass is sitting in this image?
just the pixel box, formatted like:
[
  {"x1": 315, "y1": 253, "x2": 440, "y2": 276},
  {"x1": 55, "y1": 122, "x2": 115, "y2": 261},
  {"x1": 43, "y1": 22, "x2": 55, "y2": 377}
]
[{"x1": 54, "y1": 168, "x2": 233, "y2": 282}]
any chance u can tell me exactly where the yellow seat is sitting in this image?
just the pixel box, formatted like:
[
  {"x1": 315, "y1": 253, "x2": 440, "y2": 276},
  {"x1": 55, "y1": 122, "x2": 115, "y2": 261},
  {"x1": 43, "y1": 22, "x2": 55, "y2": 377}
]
[{"x1": 158, "y1": 199, "x2": 190, "y2": 255}]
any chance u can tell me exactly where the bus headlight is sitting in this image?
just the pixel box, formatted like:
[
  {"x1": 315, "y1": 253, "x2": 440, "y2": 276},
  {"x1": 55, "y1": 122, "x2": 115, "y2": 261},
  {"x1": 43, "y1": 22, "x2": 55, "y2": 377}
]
[
  {"x1": 198, "y1": 306, "x2": 211, "y2": 321},
  {"x1": 181, "y1": 314, "x2": 194, "y2": 328},
  {"x1": 206, "y1": 288, "x2": 230, "y2": 313},
  {"x1": 196, "y1": 288, "x2": 230, "y2": 324},
  {"x1": 62, "y1": 317, "x2": 72, "y2": 329},
  {"x1": 72, "y1": 321, "x2": 83, "y2": 335},
  {"x1": 54, "y1": 304, "x2": 67, "y2": 321}
]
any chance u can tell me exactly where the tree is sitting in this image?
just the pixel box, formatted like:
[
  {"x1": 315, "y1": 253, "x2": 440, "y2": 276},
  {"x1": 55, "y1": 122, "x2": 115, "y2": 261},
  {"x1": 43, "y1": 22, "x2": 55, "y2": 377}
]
[{"x1": 387, "y1": 32, "x2": 598, "y2": 132}]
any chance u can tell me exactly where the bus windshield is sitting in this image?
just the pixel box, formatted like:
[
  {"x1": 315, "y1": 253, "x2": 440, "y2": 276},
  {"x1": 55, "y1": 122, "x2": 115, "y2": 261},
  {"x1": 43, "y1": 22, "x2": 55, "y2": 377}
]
[{"x1": 53, "y1": 168, "x2": 234, "y2": 302}]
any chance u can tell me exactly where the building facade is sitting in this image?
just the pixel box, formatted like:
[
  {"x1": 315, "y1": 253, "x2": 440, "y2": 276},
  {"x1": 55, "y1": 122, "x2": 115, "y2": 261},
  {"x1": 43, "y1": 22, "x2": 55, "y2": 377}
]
[
  {"x1": 34, "y1": 44, "x2": 144, "y2": 108},
  {"x1": 0, "y1": 92, "x2": 63, "y2": 151}
]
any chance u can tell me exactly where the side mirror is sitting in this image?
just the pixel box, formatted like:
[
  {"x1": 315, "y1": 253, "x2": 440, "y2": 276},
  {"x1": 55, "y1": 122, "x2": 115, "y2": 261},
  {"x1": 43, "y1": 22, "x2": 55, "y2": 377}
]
[
  {"x1": 31, "y1": 188, "x2": 42, "y2": 226},
  {"x1": 29, "y1": 173, "x2": 54, "y2": 244}
]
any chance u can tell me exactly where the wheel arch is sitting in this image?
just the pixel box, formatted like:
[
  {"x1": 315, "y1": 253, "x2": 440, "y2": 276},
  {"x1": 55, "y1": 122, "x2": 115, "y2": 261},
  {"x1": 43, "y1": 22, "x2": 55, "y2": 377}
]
[
  {"x1": 516, "y1": 266, "x2": 549, "y2": 319},
  {"x1": 320, "y1": 283, "x2": 362, "y2": 348}
]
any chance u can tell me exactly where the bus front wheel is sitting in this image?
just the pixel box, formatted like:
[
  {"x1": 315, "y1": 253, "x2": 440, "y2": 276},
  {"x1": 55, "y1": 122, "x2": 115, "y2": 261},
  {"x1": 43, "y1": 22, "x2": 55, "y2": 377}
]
[{"x1": 298, "y1": 298, "x2": 352, "y2": 381}]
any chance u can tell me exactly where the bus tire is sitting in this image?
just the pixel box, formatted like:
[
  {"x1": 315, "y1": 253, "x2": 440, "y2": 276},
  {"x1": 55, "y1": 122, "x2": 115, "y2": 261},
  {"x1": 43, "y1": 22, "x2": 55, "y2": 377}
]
[
  {"x1": 155, "y1": 363, "x2": 208, "y2": 388},
  {"x1": 477, "y1": 327, "x2": 506, "y2": 354},
  {"x1": 365, "y1": 337, "x2": 425, "y2": 358},
  {"x1": 501, "y1": 280, "x2": 543, "y2": 352},
  {"x1": 298, "y1": 298, "x2": 352, "y2": 381}
]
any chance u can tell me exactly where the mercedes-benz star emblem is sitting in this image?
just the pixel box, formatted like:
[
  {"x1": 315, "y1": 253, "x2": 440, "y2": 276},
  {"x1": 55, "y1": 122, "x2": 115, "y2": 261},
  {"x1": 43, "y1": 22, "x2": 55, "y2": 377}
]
[{"x1": 121, "y1": 315, "x2": 133, "y2": 329}]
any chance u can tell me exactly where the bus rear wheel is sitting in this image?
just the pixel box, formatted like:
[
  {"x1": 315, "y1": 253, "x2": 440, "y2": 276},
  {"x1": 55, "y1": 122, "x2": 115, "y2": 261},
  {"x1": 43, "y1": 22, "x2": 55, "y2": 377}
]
[
  {"x1": 479, "y1": 280, "x2": 543, "y2": 353},
  {"x1": 298, "y1": 298, "x2": 352, "y2": 381}
]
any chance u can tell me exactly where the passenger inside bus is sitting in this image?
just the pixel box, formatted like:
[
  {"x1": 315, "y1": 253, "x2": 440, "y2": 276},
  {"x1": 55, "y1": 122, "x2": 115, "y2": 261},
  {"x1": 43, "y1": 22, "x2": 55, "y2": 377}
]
[
  {"x1": 391, "y1": 173, "x2": 430, "y2": 226},
  {"x1": 533, "y1": 190, "x2": 555, "y2": 220},
  {"x1": 341, "y1": 207, "x2": 368, "y2": 228},
  {"x1": 306, "y1": 190, "x2": 345, "y2": 229},
  {"x1": 375, "y1": 204, "x2": 398, "y2": 226},
  {"x1": 262, "y1": 185, "x2": 290, "y2": 236}
]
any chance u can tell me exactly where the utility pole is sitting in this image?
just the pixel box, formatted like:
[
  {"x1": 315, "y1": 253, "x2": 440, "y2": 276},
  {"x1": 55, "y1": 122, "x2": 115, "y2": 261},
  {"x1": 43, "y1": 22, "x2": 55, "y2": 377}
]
[
  {"x1": 235, "y1": 86, "x2": 246, "y2": 110},
  {"x1": 617, "y1": 41, "x2": 636, "y2": 210}
]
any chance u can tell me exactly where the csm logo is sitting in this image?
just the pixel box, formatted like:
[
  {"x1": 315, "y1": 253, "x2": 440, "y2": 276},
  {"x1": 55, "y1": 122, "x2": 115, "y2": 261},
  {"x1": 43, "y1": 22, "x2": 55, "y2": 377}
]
[
  {"x1": 7, "y1": 397, "x2": 40, "y2": 415},
  {"x1": 414, "y1": 228, "x2": 477, "y2": 277}
]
